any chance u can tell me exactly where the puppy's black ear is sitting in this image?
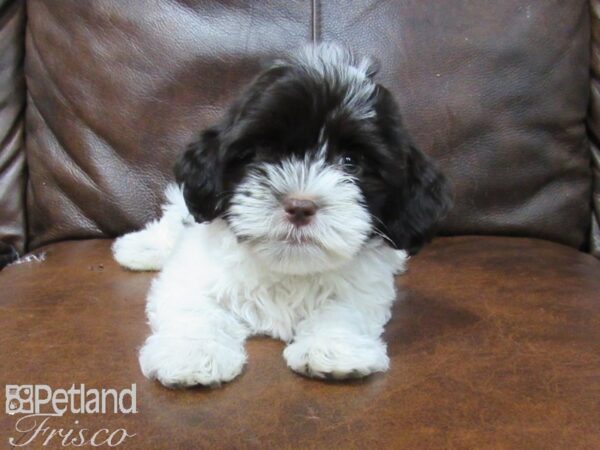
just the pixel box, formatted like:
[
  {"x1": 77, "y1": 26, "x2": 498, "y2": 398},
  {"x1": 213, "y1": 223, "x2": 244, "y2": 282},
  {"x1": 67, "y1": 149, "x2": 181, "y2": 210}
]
[
  {"x1": 174, "y1": 127, "x2": 223, "y2": 223},
  {"x1": 384, "y1": 143, "x2": 453, "y2": 255},
  {"x1": 375, "y1": 86, "x2": 453, "y2": 255}
]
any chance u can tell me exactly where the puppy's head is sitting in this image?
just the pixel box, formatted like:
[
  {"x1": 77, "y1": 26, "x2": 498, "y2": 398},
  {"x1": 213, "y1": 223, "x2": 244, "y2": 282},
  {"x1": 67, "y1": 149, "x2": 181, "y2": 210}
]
[{"x1": 175, "y1": 43, "x2": 452, "y2": 274}]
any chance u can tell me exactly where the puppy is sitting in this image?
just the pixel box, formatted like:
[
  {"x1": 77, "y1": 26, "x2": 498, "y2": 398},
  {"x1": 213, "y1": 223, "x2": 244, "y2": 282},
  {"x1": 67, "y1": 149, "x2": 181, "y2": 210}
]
[{"x1": 113, "y1": 43, "x2": 451, "y2": 387}]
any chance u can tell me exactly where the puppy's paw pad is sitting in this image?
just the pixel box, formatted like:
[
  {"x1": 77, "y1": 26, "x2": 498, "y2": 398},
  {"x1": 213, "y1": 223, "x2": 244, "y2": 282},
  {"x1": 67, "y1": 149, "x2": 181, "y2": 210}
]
[
  {"x1": 283, "y1": 336, "x2": 389, "y2": 379},
  {"x1": 139, "y1": 336, "x2": 246, "y2": 388}
]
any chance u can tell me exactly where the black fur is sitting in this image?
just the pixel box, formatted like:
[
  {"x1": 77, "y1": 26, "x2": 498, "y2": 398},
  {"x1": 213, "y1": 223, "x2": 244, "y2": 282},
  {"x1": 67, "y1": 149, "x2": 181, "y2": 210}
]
[
  {"x1": 175, "y1": 46, "x2": 452, "y2": 255},
  {"x1": 0, "y1": 242, "x2": 18, "y2": 270}
]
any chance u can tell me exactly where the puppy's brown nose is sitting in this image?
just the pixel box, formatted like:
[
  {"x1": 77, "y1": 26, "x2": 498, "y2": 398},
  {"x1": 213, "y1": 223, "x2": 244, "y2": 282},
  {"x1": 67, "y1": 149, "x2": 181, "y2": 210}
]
[{"x1": 283, "y1": 197, "x2": 318, "y2": 226}]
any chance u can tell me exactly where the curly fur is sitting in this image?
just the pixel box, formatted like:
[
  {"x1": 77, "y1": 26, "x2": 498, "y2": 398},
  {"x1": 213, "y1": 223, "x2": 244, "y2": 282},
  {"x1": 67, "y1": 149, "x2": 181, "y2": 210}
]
[{"x1": 113, "y1": 43, "x2": 451, "y2": 388}]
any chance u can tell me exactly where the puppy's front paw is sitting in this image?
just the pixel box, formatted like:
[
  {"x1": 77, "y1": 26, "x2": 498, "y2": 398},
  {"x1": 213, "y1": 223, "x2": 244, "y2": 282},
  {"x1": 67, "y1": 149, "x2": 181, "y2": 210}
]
[
  {"x1": 283, "y1": 335, "x2": 389, "y2": 379},
  {"x1": 139, "y1": 334, "x2": 246, "y2": 388},
  {"x1": 112, "y1": 228, "x2": 169, "y2": 271}
]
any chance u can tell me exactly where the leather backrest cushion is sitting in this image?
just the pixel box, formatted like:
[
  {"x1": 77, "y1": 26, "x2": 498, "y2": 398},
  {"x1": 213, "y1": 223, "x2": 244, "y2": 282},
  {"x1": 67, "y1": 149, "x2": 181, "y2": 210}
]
[
  {"x1": 24, "y1": 0, "x2": 592, "y2": 250},
  {"x1": 0, "y1": 0, "x2": 26, "y2": 253}
]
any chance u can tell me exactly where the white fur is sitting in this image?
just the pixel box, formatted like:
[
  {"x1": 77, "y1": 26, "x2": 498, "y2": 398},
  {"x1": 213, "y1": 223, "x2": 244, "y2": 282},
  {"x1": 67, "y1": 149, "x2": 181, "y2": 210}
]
[
  {"x1": 113, "y1": 180, "x2": 406, "y2": 387},
  {"x1": 113, "y1": 184, "x2": 192, "y2": 271},
  {"x1": 279, "y1": 43, "x2": 378, "y2": 120},
  {"x1": 228, "y1": 156, "x2": 373, "y2": 274}
]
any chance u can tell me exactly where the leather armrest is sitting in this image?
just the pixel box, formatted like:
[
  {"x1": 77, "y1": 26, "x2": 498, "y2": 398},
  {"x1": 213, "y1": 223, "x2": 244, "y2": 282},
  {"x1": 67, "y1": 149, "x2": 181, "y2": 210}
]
[{"x1": 0, "y1": 0, "x2": 26, "y2": 254}]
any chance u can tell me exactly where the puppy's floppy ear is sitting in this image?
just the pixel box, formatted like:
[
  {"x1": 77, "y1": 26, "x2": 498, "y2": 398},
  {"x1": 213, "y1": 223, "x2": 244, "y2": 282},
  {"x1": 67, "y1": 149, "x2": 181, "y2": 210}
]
[
  {"x1": 374, "y1": 86, "x2": 453, "y2": 255},
  {"x1": 174, "y1": 127, "x2": 224, "y2": 223},
  {"x1": 385, "y1": 142, "x2": 453, "y2": 255}
]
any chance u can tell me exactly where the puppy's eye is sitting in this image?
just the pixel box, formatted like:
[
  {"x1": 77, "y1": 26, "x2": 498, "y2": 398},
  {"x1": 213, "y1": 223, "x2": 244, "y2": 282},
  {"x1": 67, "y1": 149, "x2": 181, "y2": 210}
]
[{"x1": 342, "y1": 155, "x2": 362, "y2": 175}]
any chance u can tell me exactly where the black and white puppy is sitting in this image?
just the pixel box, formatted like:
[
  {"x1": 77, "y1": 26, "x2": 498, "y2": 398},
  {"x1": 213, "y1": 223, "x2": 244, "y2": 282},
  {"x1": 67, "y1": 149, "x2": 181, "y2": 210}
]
[{"x1": 113, "y1": 43, "x2": 451, "y2": 387}]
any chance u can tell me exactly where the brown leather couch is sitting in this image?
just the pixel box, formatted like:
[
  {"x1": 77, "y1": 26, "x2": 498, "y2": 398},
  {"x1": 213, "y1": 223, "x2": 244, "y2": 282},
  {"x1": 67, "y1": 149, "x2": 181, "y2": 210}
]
[{"x1": 1, "y1": 1, "x2": 599, "y2": 448}]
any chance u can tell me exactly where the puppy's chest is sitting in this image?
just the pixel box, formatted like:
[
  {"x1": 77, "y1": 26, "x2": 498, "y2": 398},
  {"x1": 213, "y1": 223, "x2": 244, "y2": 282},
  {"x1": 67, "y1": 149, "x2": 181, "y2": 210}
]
[{"x1": 214, "y1": 275, "x2": 334, "y2": 341}]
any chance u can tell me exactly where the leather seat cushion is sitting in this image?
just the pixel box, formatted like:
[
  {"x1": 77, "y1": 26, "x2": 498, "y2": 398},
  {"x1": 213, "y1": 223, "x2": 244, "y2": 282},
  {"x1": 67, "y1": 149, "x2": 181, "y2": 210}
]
[{"x1": 1, "y1": 236, "x2": 599, "y2": 448}]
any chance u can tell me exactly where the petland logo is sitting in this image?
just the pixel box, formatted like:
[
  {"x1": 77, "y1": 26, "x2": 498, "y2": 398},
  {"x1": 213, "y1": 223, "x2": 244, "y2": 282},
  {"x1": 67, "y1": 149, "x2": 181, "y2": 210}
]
[{"x1": 5, "y1": 384, "x2": 137, "y2": 447}]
